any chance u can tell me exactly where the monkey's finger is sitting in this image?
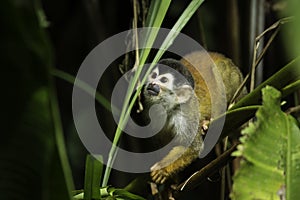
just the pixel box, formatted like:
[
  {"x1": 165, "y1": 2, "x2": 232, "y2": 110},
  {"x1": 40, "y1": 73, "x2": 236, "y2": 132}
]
[
  {"x1": 151, "y1": 171, "x2": 164, "y2": 184},
  {"x1": 155, "y1": 174, "x2": 163, "y2": 184},
  {"x1": 160, "y1": 177, "x2": 167, "y2": 184},
  {"x1": 152, "y1": 170, "x2": 169, "y2": 184},
  {"x1": 151, "y1": 171, "x2": 159, "y2": 180},
  {"x1": 150, "y1": 163, "x2": 160, "y2": 171}
]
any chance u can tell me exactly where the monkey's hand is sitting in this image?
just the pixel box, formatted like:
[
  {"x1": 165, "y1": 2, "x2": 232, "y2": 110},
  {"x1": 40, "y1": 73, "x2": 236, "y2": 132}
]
[
  {"x1": 150, "y1": 163, "x2": 171, "y2": 184},
  {"x1": 150, "y1": 146, "x2": 184, "y2": 184},
  {"x1": 150, "y1": 146, "x2": 198, "y2": 184}
]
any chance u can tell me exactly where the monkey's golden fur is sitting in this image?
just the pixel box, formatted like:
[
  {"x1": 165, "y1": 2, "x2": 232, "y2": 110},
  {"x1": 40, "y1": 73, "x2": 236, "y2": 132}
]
[{"x1": 146, "y1": 51, "x2": 246, "y2": 184}]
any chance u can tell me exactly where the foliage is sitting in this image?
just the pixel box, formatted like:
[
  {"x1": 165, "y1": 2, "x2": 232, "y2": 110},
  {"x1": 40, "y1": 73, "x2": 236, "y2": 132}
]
[
  {"x1": 218, "y1": 56, "x2": 300, "y2": 140},
  {"x1": 74, "y1": 186, "x2": 145, "y2": 200},
  {"x1": 2, "y1": 0, "x2": 300, "y2": 199},
  {"x1": 231, "y1": 86, "x2": 300, "y2": 200},
  {"x1": 0, "y1": 0, "x2": 74, "y2": 199},
  {"x1": 73, "y1": 155, "x2": 145, "y2": 200}
]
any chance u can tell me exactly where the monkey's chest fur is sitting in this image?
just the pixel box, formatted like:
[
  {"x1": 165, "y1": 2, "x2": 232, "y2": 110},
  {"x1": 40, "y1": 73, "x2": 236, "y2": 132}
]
[{"x1": 148, "y1": 96, "x2": 199, "y2": 145}]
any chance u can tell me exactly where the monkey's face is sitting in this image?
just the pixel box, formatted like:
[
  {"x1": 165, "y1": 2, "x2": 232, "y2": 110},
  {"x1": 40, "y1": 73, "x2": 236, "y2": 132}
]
[
  {"x1": 143, "y1": 61, "x2": 195, "y2": 111},
  {"x1": 146, "y1": 67, "x2": 174, "y2": 95}
]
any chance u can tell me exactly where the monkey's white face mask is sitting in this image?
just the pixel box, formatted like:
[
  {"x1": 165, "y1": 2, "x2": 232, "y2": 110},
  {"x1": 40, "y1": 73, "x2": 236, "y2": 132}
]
[{"x1": 144, "y1": 65, "x2": 194, "y2": 110}]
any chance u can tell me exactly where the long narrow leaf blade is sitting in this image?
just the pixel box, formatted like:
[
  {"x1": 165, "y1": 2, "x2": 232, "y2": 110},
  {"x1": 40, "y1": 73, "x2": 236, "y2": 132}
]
[
  {"x1": 84, "y1": 155, "x2": 103, "y2": 200},
  {"x1": 139, "y1": 0, "x2": 171, "y2": 65}
]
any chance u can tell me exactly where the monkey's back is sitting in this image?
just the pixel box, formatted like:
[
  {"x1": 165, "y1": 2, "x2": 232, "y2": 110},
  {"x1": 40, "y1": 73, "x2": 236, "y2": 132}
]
[{"x1": 180, "y1": 51, "x2": 246, "y2": 120}]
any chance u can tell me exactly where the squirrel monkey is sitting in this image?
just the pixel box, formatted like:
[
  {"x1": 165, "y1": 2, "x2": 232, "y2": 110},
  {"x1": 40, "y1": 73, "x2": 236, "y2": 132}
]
[{"x1": 138, "y1": 51, "x2": 246, "y2": 184}]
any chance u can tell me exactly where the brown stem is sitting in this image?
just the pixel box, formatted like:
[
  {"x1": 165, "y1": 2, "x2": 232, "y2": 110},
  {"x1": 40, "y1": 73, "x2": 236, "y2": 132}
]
[
  {"x1": 175, "y1": 143, "x2": 238, "y2": 193},
  {"x1": 230, "y1": 17, "x2": 293, "y2": 104}
]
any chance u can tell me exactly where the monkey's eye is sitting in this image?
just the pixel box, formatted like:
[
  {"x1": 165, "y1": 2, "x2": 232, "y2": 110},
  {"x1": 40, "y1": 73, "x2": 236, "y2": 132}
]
[
  {"x1": 151, "y1": 72, "x2": 157, "y2": 79},
  {"x1": 160, "y1": 76, "x2": 169, "y2": 83}
]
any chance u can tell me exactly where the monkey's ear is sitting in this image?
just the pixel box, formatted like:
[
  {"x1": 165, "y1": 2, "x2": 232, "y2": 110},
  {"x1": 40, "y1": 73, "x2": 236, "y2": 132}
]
[{"x1": 175, "y1": 85, "x2": 194, "y2": 104}]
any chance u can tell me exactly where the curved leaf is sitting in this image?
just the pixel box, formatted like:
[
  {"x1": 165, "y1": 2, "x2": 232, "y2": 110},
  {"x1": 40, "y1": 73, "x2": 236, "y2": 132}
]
[
  {"x1": 219, "y1": 57, "x2": 300, "y2": 140},
  {"x1": 231, "y1": 86, "x2": 300, "y2": 200}
]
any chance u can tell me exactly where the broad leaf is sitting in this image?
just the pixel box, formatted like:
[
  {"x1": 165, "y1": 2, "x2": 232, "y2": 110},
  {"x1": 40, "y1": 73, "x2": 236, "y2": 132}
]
[{"x1": 231, "y1": 86, "x2": 300, "y2": 200}]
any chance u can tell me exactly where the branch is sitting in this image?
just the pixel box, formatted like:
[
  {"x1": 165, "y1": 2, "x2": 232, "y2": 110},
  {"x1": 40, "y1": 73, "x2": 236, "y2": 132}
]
[{"x1": 175, "y1": 143, "x2": 238, "y2": 194}]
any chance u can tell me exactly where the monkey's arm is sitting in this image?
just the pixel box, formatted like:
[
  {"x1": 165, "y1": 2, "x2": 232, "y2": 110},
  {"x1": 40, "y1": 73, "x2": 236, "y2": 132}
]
[{"x1": 150, "y1": 142, "x2": 202, "y2": 184}]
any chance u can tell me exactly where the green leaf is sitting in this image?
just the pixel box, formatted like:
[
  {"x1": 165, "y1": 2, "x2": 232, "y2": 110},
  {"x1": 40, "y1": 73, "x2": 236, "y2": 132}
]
[
  {"x1": 110, "y1": 188, "x2": 146, "y2": 200},
  {"x1": 0, "y1": 0, "x2": 76, "y2": 199},
  {"x1": 73, "y1": 186, "x2": 145, "y2": 200},
  {"x1": 51, "y1": 69, "x2": 115, "y2": 112},
  {"x1": 83, "y1": 155, "x2": 103, "y2": 200},
  {"x1": 231, "y1": 57, "x2": 300, "y2": 110},
  {"x1": 286, "y1": 116, "x2": 300, "y2": 200},
  {"x1": 231, "y1": 86, "x2": 300, "y2": 200},
  {"x1": 0, "y1": 0, "x2": 74, "y2": 199},
  {"x1": 139, "y1": 0, "x2": 171, "y2": 65},
  {"x1": 218, "y1": 57, "x2": 300, "y2": 140}
]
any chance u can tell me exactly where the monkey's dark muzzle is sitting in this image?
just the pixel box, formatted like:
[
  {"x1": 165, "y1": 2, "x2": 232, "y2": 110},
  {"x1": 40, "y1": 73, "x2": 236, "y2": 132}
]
[{"x1": 146, "y1": 83, "x2": 160, "y2": 96}]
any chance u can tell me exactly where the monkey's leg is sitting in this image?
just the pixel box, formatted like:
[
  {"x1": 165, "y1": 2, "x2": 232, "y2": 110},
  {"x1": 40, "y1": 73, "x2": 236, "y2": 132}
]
[{"x1": 150, "y1": 145, "x2": 199, "y2": 184}]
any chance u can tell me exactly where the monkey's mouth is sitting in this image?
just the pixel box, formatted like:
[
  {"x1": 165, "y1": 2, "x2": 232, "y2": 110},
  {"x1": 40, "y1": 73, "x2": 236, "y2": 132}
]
[{"x1": 146, "y1": 83, "x2": 160, "y2": 96}]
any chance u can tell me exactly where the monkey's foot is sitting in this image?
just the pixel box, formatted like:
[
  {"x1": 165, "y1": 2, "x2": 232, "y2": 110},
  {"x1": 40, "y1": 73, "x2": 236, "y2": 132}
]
[{"x1": 150, "y1": 162, "x2": 172, "y2": 184}]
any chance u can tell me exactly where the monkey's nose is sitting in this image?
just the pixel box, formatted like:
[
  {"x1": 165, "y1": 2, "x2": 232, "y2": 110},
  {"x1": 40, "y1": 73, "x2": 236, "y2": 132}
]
[{"x1": 146, "y1": 83, "x2": 160, "y2": 96}]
